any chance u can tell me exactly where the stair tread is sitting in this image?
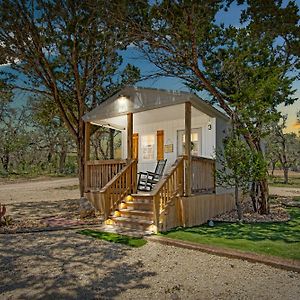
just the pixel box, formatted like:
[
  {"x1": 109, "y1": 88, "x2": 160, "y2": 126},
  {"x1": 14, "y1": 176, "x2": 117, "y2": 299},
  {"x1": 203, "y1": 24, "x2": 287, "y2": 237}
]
[
  {"x1": 119, "y1": 209, "x2": 153, "y2": 214},
  {"x1": 125, "y1": 200, "x2": 153, "y2": 204},
  {"x1": 112, "y1": 216, "x2": 153, "y2": 225}
]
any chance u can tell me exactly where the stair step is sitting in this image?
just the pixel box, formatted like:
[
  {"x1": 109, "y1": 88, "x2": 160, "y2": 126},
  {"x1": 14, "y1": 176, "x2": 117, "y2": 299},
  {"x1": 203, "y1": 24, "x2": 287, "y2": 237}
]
[
  {"x1": 112, "y1": 216, "x2": 153, "y2": 225},
  {"x1": 119, "y1": 209, "x2": 153, "y2": 216},
  {"x1": 124, "y1": 202, "x2": 153, "y2": 211}
]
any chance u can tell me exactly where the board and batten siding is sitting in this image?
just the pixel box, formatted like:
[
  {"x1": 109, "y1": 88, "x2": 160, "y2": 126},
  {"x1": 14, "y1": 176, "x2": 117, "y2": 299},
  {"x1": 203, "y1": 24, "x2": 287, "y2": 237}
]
[{"x1": 121, "y1": 105, "x2": 217, "y2": 174}]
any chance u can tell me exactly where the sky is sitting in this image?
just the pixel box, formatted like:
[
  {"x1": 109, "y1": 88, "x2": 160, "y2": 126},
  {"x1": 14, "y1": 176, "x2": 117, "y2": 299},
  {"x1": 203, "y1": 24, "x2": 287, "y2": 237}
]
[{"x1": 1, "y1": 0, "x2": 299, "y2": 133}]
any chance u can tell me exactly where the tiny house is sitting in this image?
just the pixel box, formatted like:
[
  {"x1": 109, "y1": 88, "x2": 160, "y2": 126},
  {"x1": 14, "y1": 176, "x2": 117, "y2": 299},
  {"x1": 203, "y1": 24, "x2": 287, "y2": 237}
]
[{"x1": 82, "y1": 87, "x2": 235, "y2": 234}]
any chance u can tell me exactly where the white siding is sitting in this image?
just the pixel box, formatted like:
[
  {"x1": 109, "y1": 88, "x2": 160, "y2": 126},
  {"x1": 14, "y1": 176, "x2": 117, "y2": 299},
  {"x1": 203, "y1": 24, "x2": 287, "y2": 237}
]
[{"x1": 119, "y1": 104, "x2": 217, "y2": 173}]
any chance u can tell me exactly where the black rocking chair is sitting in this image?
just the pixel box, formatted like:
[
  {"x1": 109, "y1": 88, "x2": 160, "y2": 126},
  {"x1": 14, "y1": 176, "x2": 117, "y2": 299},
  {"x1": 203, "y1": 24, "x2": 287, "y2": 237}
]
[{"x1": 137, "y1": 159, "x2": 167, "y2": 192}]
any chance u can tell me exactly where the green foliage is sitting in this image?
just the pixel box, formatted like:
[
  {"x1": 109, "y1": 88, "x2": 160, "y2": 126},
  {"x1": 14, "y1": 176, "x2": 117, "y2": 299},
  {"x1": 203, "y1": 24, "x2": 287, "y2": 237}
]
[
  {"x1": 78, "y1": 229, "x2": 147, "y2": 248},
  {"x1": 216, "y1": 135, "x2": 267, "y2": 193},
  {"x1": 160, "y1": 207, "x2": 300, "y2": 260}
]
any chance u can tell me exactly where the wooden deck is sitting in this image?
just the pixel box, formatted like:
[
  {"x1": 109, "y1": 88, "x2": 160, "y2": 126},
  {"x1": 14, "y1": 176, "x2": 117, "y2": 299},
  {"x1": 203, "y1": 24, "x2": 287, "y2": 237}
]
[{"x1": 84, "y1": 156, "x2": 233, "y2": 234}]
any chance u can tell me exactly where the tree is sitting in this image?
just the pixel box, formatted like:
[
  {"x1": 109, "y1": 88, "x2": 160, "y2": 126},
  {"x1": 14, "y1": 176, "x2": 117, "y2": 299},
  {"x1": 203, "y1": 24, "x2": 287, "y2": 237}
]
[
  {"x1": 0, "y1": 0, "x2": 140, "y2": 195},
  {"x1": 216, "y1": 134, "x2": 267, "y2": 218},
  {"x1": 29, "y1": 96, "x2": 75, "y2": 174},
  {"x1": 0, "y1": 105, "x2": 31, "y2": 174},
  {"x1": 266, "y1": 116, "x2": 300, "y2": 183},
  {"x1": 113, "y1": 0, "x2": 299, "y2": 214}
]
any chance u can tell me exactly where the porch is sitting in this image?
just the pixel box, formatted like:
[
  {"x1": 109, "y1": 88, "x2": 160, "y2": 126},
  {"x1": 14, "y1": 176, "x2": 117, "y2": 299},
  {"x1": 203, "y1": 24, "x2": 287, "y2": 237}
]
[{"x1": 82, "y1": 87, "x2": 234, "y2": 233}]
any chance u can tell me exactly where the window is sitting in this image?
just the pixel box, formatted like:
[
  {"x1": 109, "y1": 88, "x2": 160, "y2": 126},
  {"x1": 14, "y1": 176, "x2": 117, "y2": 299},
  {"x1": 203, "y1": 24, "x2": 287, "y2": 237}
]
[
  {"x1": 141, "y1": 134, "x2": 155, "y2": 160},
  {"x1": 177, "y1": 128, "x2": 202, "y2": 156}
]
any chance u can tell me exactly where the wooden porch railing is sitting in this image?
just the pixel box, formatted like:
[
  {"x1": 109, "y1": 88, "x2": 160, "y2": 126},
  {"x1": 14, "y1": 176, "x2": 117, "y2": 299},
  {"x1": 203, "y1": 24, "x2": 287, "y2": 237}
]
[
  {"x1": 191, "y1": 156, "x2": 215, "y2": 194},
  {"x1": 150, "y1": 156, "x2": 185, "y2": 232},
  {"x1": 84, "y1": 159, "x2": 127, "y2": 192},
  {"x1": 99, "y1": 159, "x2": 137, "y2": 219}
]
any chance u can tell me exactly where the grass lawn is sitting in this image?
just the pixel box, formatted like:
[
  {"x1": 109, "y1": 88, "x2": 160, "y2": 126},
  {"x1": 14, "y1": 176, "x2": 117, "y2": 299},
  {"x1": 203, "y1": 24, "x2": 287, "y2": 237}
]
[
  {"x1": 160, "y1": 206, "x2": 300, "y2": 260},
  {"x1": 268, "y1": 175, "x2": 300, "y2": 188},
  {"x1": 78, "y1": 229, "x2": 147, "y2": 247}
]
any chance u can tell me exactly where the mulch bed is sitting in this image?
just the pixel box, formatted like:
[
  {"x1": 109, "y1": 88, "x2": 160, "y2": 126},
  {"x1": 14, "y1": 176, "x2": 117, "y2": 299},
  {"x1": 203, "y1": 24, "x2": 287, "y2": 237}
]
[{"x1": 212, "y1": 196, "x2": 292, "y2": 223}]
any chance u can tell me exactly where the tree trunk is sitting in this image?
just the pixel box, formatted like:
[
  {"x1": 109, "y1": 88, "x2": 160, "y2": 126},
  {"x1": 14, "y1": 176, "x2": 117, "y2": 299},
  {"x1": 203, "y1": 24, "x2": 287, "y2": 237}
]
[
  {"x1": 250, "y1": 181, "x2": 257, "y2": 212},
  {"x1": 59, "y1": 144, "x2": 67, "y2": 173},
  {"x1": 77, "y1": 121, "x2": 86, "y2": 197},
  {"x1": 271, "y1": 161, "x2": 276, "y2": 176},
  {"x1": 283, "y1": 166, "x2": 289, "y2": 184},
  {"x1": 258, "y1": 178, "x2": 269, "y2": 214},
  {"x1": 1, "y1": 153, "x2": 9, "y2": 173},
  {"x1": 235, "y1": 184, "x2": 243, "y2": 220}
]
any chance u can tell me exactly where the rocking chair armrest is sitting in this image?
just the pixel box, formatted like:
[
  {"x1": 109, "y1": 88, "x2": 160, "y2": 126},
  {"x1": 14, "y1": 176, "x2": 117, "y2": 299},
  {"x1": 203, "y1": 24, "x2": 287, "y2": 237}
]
[
  {"x1": 146, "y1": 171, "x2": 161, "y2": 177},
  {"x1": 138, "y1": 171, "x2": 148, "y2": 176}
]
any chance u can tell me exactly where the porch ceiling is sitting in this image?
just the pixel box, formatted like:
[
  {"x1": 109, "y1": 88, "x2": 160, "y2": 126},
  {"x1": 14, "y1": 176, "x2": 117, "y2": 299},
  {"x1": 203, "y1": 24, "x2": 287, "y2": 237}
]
[{"x1": 90, "y1": 104, "x2": 210, "y2": 130}]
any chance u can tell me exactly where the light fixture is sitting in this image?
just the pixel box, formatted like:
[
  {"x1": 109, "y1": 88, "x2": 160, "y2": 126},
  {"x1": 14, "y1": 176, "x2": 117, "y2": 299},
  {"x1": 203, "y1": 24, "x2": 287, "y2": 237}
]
[{"x1": 208, "y1": 121, "x2": 212, "y2": 130}]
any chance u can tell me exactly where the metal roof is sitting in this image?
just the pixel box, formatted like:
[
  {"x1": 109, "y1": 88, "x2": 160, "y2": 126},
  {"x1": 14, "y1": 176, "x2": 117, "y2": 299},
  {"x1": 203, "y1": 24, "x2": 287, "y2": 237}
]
[{"x1": 83, "y1": 86, "x2": 229, "y2": 122}]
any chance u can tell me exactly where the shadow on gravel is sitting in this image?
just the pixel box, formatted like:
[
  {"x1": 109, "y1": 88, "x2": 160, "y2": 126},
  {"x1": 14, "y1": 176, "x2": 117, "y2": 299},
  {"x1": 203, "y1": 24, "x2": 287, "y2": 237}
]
[
  {"x1": 0, "y1": 231, "x2": 156, "y2": 299},
  {"x1": 7, "y1": 199, "x2": 81, "y2": 221}
]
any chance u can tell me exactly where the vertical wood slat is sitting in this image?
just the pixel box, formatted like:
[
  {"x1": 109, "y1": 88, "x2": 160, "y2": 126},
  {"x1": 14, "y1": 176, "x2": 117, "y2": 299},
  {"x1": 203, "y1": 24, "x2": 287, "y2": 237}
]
[
  {"x1": 85, "y1": 160, "x2": 127, "y2": 192},
  {"x1": 191, "y1": 156, "x2": 215, "y2": 193}
]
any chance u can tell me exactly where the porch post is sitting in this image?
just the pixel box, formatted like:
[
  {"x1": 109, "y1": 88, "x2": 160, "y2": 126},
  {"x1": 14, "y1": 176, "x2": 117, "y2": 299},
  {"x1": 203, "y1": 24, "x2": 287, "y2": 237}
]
[
  {"x1": 127, "y1": 113, "x2": 133, "y2": 160},
  {"x1": 185, "y1": 102, "x2": 192, "y2": 196},
  {"x1": 84, "y1": 121, "x2": 91, "y2": 192}
]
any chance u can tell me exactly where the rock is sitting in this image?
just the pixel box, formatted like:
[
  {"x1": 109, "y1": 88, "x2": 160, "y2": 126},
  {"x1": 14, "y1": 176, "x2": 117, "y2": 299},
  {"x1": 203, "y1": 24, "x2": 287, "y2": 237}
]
[
  {"x1": 283, "y1": 201, "x2": 300, "y2": 208},
  {"x1": 79, "y1": 197, "x2": 96, "y2": 218}
]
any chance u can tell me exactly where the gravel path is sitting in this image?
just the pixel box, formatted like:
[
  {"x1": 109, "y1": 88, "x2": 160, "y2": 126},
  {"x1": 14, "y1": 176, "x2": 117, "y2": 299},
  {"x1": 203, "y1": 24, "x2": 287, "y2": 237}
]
[
  {"x1": 0, "y1": 230, "x2": 299, "y2": 300},
  {"x1": 0, "y1": 177, "x2": 79, "y2": 204},
  {"x1": 269, "y1": 186, "x2": 300, "y2": 197}
]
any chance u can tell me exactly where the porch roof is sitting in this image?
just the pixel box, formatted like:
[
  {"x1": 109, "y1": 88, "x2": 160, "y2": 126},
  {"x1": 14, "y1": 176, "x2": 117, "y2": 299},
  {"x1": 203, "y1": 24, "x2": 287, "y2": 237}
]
[{"x1": 83, "y1": 86, "x2": 228, "y2": 124}]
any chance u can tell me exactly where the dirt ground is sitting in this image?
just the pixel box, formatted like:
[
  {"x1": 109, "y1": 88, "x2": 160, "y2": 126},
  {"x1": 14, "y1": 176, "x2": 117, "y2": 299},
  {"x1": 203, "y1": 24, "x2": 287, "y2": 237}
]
[
  {"x1": 0, "y1": 177, "x2": 79, "y2": 204},
  {"x1": 0, "y1": 178, "x2": 300, "y2": 299}
]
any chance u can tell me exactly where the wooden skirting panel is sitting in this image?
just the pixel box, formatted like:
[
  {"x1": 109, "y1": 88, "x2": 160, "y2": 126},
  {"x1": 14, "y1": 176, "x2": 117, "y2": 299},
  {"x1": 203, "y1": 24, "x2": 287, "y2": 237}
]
[
  {"x1": 85, "y1": 191, "x2": 107, "y2": 216},
  {"x1": 161, "y1": 193, "x2": 235, "y2": 231}
]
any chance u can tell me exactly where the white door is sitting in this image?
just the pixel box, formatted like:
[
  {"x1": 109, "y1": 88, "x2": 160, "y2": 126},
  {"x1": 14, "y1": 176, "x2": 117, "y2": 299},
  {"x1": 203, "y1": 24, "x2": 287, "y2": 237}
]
[{"x1": 177, "y1": 128, "x2": 202, "y2": 156}]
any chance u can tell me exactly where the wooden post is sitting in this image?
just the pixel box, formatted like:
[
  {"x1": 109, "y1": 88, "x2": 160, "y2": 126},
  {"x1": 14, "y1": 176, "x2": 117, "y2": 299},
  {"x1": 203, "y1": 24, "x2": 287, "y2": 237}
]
[
  {"x1": 127, "y1": 113, "x2": 133, "y2": 160},
  {"x1": 185, "y1": 102, "x2": 192, "y2": 196},
  {"x1": 84, "y1": 122, "x2": 91, "y2": 192}
]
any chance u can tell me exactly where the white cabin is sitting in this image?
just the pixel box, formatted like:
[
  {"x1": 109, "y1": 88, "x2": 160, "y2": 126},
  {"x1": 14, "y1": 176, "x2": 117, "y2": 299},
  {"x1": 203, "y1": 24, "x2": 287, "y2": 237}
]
[{"x1": 82, "y1": 87, "x2": 234, "y2": 233}]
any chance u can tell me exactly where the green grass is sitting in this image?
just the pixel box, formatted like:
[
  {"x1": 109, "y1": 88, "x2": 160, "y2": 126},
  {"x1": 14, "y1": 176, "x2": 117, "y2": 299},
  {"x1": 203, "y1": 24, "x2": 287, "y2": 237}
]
[
  {"x1": 268, "y1": 175, "x2": 300, "y2": 188},
  {"x1": 160, "y1": 207, "x2": 300, "y2": 260},
  {"x1": 78, "y1": 229, "x2": 147, "y2": 248}
]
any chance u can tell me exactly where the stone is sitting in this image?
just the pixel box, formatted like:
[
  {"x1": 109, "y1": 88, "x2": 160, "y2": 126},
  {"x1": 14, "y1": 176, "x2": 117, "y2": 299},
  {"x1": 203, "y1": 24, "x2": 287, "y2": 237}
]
[{"x1": 79, "y1": 197, "x2": 96, "y2": 218}]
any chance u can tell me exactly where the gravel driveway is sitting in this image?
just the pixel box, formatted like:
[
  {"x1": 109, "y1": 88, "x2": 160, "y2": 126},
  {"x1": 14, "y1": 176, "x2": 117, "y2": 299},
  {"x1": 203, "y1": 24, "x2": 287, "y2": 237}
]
[
  {"x1": 0, "y1": 230, "x2": 299, "y2": 300},
  {"x1": 0, "y1": 177, "x2": 79, "y2": 204}
]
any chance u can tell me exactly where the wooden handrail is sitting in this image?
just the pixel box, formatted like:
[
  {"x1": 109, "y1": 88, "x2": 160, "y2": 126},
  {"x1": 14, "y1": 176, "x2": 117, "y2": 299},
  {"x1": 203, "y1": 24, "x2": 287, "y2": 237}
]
[
  {"x1": 99, "y1": 159, "x2": 137, "y2": 219},
  {"x1": 86, "y1": 159, "x2": 127, "y2": 166},
  {"x1": 151, "y1": 156, "x2": 185, "y2": 232}
]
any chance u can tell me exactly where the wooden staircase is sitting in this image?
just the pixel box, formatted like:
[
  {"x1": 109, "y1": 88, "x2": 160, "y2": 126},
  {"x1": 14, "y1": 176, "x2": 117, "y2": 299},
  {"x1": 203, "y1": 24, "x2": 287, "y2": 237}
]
[
  {"x1": 86, "y1": 157, "x2": 186, "y2": 237},
  {"x1": 103, "y1": 194, "x2": 155, "y2": 237}
]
